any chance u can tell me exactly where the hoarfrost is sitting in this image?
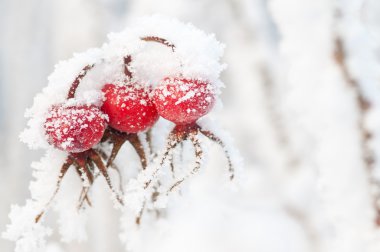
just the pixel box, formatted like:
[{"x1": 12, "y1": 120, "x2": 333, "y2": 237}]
[{"x1": 4, "y1": 15, "x2": 237, "y2": 252}]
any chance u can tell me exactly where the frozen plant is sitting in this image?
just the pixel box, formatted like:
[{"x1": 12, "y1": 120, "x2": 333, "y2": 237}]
[{"x1": 2, "y1": 16, "x2": 241, "y2": 252}]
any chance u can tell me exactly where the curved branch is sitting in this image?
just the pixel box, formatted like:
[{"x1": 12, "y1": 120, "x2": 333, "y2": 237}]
[
  {"x1": 67, "y1": 64, "x2": 95, "y2": 99},
  {"x1": 141, "y1": 36, "x2": 175, "y2": 52}
]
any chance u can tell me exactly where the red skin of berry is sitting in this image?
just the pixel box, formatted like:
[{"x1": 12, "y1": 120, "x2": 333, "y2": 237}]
[
  {"x1": 101, "y1": 83, "x2": 159, "y2": 133},
  {"x1": 153, "y1": 77, "x2": 215, "y2": 125},
  {"x1": 44, "y1": 105, "x2": 107, "y2": 153}
]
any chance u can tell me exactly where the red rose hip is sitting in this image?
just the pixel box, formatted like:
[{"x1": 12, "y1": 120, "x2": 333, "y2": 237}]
[
  {"x1": 153, "y1": 77, "x2": 215, "y2": 125},
  {"x1": 101, "y1": 83, "x2": 159, "y2": 133},
  {"x1": 44, "y1": 105, "x2": 107, "y2": 153}
]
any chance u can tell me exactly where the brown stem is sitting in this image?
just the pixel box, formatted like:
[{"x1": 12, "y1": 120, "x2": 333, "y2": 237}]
[
  {"x1": 124, "y1": 55, "x2": 133, "y2": 80},
  {"x1": 141, "y1": 36, "x2": 175, "y2": 52},
  {"x1": 67, "y1": 64, "x2": 95, "y2": 99},
  {"x1": 135, "y1": 201, "x2": 146, "y2": 225},
  {"x1": 128, "y1": 134, "x2": 148, "y2": 169},
  {"x1": 89, "y1": 149, "x2": 124, "y2": 205},
  {"x1": 146, "y1": 129, "x2": 154, "y2": 156},
  {"x1": 200, "y1": 129, "x2": 235, "y2": 181},
  {"x1": 333, "y1": 37, "x2": 378, "y2": 224},
  {"x1": 143, "y1": 128, "x2": 183, "y2": 190},
  {"x1": 77, "y1": 186, "x2": 92, "y2": 210},
  {"x1": 35, "y1": 158, "x2": 73, "y2": 223},
  {"x1": 98, "y1": 148, "x2": 124, "y2": 194},
  {"x1": 73, "y1": 160, "x2": 94, "y2": 185},
  {"x1": 168, "y1": 130, "x2": 202, "y2": 192},
  {"x1": 107, "y1": 133, "x2": 128, "y2": 168}
]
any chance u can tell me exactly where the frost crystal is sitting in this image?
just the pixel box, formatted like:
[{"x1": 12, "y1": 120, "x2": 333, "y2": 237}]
[{"x1": 4, "y1": 15, "x2": 240, "y2": 252}]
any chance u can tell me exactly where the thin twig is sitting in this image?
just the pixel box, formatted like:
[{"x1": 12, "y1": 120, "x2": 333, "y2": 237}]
[
  {"x1": 35, "y1": 158, "x2": 73, "y2": 222},
  {"x1": 67, "y1": 64, "x2": 95, "y2": 99},
  {"x1": 333, "y1": 37, "x2": 379, "y2": 224},
  {"x1": 124, "y1": 56, "x2": 133, "y2": 80},
  {"x1": 168, "y1": 131, "x2": 203, "y2": 193},
  {"x1": 200, "y1": 130, "x2": 234, "y2": 180},
  {"x1": 141, "y1": 36, "x2": 175, "y2": 52}
]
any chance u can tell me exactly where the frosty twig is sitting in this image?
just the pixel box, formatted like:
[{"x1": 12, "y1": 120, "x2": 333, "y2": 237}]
[
  {"x1": 141, "y1": 36, "x2": 176, "y2": 52},
  {"x1": 67, "y1": 64, "x2": 95, "y2": 99},
  {"x1": 333, "y1": 37, "x2": 379, "y2": 225}
]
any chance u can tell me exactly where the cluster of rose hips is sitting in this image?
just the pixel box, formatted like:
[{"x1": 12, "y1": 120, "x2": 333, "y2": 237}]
[{"x1": 36, "y1": 37, "x2": 233, "y2": 223}]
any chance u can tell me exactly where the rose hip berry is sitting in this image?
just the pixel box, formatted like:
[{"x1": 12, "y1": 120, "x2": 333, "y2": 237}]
[
  {"x1": 44, "y1": 105, "x2": 107, "y2": 153},
  {"x1": 36, "y1": 64, "x2": 127, "y2": 224},
  {"x1": 144, "y1": 76, "x2": 234, "y2": 196},
  {"x1": 101, "y1": 83, "x2": 158, "y2": 133},
  {"x1": 153, "y1": 77, "x2": 215, "y2": 125}
]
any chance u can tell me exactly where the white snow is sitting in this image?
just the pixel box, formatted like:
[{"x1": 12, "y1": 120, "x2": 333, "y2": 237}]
[{"x1": 3, "y1": 15, "x2": 235, "y2": 252}]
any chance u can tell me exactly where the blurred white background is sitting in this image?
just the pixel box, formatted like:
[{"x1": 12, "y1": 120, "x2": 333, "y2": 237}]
[{"x1": 2, "y1": 0, "x2": 380, "y2": 251}]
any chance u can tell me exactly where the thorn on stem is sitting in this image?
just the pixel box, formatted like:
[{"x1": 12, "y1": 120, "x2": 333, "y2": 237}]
[{"x1": 140, "y1": 36, "x2": 175, "y2": 52}]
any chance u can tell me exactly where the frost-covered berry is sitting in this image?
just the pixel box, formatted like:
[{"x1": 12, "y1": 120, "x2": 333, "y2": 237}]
[
  {"x1": 44, "y1": 105, "x2": 107, "y2": 153},
  {"x1": 101, "y1": 83, "x2": 159, "y2": 133},
  {"x1": 153, "y1": 77, "x2": 215, "y2": 125}
]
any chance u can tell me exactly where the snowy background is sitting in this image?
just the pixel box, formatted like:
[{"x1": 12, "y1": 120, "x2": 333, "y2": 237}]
[{"x1": 2, "y1": 0, "x2": 380, "y2": 251}]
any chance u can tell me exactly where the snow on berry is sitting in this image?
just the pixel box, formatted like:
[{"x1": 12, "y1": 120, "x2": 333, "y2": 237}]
[
  {"x1": 3, "y1": 15, "x2": 240, "y2": 252},
  {"x1": 20, "y1": 48, "x2": 104, "y2": 150},
  {"x1": 20, "y1": 15, "x2": 225, "y2": 151},
  {"x1": 101, "y1": 83, "x2": 158, "y2": 133},
  {"x1": 153, "y1": 77, "x2": 216, "y2": 125},
  {"x1": 103, "y1": 15, "x2": 226, "y2": 90},
  {"x1": 44, "y1": 105, "x2": 107, "y2": 152}
]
